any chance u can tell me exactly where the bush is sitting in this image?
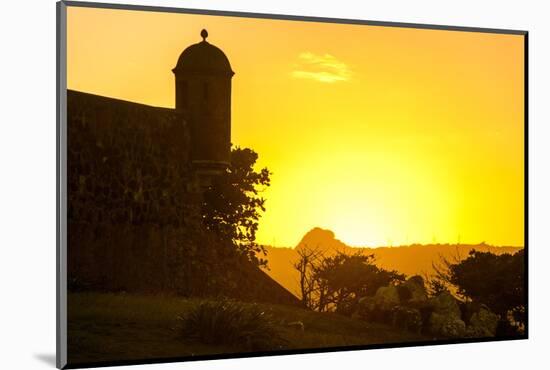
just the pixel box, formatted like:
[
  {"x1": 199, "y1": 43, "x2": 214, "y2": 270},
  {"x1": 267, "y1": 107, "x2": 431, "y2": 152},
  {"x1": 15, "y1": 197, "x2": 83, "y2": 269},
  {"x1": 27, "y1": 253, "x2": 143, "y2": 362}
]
[
  {"x1": 495, "y1": 318, "x2": 522, "y2": 337},
  {"x1": 177, "y1": 299, "x2": 285, "y2": 351},
  {"x1": 436, "y1": 249, "x2": 525, "y2": 323},
  {"x1": 396, "y1": 285, "x2": 413, "y2": 302}
]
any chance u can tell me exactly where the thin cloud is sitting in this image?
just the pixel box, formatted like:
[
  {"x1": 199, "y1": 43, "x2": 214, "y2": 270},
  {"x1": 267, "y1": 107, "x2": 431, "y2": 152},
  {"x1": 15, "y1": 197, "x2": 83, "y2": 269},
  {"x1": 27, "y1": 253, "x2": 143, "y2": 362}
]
[{"x1": 291, "y1": 52, "x2": 352, "y2": 83}]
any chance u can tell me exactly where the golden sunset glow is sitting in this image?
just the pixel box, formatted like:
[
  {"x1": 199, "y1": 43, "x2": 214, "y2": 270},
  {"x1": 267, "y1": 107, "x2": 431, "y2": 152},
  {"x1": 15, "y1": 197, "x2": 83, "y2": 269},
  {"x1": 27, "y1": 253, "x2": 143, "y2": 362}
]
[{"x1": 67, "y1": 7, "x2": 524, "y2": 248}]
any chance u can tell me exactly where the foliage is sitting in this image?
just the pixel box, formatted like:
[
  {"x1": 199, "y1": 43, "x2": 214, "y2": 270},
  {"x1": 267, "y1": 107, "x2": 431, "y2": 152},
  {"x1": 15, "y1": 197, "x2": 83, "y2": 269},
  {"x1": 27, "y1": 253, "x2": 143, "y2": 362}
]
[
  {"x1": 177, "y1": 299, "x2": 285, "y2": 351},
  {"x1": 396, "y1": 285, "x2": 413, "y2": 302},
  {"x1": 496, "y1": 317, "x2": 522, "y2": 337},
  {"x1": 293, "y1": 246, "x2": 325, "y2": 309},
  {"x1": 202, "y1": 147, "x2": 271, "y2": 267},
  {"x1": 424, "y1": 273, "x2": 450, "y2": 297},
  {"x1": 294, "y1": 247, "x2": 405, "y2": 312},
  {"x1": 316, "y1": 251, "x2": 405, "y2": 312},
  {"x1": 433, "y1": 249, "x2": 525, "y2": 325}
]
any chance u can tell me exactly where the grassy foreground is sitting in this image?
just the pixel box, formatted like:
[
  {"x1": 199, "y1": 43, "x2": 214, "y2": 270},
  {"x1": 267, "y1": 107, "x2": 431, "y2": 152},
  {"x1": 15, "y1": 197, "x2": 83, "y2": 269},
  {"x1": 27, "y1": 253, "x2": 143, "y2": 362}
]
[{"x1": 68, "y1": 292, "x2": 429, "y2": 365}]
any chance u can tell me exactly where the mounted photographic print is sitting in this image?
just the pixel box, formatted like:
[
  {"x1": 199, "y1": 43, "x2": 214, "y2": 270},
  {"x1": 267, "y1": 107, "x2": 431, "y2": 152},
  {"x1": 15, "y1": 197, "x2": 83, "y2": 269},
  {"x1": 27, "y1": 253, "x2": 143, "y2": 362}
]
[{"x1": 56, "y1": 1, "x2": 527, "y2": 368}]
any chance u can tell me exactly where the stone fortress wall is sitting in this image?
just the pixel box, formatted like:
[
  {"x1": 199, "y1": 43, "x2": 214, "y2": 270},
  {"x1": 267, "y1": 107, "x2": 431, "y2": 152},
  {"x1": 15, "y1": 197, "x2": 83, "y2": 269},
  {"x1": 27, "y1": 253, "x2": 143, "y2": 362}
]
[
  {"x1": 66, "y1": 90, "x2": 299, "y2": 305},
  {"x1": 67, "y1": 90, "x2": 195, "y2": 293}
]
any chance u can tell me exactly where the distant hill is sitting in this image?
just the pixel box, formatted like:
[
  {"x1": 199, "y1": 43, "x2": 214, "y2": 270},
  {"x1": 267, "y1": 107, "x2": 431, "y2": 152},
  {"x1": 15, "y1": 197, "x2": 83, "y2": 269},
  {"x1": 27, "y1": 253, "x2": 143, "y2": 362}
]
[{"x1": 262, "y1": 227, "x2": 523, "y2": 297}]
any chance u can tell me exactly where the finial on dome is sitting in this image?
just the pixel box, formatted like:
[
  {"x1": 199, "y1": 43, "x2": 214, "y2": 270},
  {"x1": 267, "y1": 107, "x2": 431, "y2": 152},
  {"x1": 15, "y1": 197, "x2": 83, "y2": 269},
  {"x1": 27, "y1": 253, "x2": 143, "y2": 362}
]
[{"x1": 200, "y1": 29, "x2": 208, "y2": 41}]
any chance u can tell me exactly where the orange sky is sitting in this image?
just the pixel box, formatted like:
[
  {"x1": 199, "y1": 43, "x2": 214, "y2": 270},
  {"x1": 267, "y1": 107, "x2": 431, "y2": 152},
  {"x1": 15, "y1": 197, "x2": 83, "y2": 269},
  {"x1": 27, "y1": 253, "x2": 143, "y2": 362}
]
[{"x1": 67, "y1": 6, "x2": 525, "y2": 248}]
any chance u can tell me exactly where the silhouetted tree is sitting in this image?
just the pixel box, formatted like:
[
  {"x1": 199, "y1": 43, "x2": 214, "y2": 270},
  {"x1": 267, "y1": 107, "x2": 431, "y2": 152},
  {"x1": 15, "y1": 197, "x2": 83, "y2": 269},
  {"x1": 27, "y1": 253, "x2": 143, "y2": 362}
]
[
  {"x1": 294, "y1": 249, "x2": 405, "y2": 313},
  {"x1": 424, "y1": 273, "x2": 449, "y2": 297},
  {"x1": 202, "y1": 147, "x2": 271, "y2": 267},
  {"x1": 316, "y1": 251, "x2": 405, "y2": 313},
  {"x1": 293, "y1": 245, "x2": 324, "y2": 309},
  {"x1": 433, "y1": 249, "x2": 525, "y2": 325}
]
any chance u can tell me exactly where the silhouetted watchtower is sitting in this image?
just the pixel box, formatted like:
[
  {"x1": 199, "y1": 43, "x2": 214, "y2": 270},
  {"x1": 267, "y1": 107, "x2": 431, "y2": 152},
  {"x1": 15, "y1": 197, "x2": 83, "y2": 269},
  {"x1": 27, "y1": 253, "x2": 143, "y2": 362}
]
[{"x1": 173, "y1": 29, "x2": 234, "y2": 181}]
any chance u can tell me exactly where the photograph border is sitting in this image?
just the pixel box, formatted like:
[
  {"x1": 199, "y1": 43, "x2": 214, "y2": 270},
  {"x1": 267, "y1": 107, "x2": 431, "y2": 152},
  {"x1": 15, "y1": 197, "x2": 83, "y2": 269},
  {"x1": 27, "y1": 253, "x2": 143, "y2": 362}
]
[{"x1": 56, "y1": 1, "x2": 529, "y2": 368}]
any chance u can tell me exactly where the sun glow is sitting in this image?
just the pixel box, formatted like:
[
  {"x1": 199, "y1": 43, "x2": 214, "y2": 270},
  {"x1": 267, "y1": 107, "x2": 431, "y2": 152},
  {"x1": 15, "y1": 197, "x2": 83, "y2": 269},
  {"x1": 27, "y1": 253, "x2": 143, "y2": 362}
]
[{"x1": 67, "y1": 7, "x2": 524, "y2": 248}]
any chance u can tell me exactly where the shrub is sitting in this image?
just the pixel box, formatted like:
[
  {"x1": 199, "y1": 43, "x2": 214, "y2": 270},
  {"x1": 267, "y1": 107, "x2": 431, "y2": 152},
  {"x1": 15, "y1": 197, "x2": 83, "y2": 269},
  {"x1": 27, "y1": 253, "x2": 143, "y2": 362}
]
[
  {"x1": 495, "y1": 318, "x2": 522, "y2": 337},
  {"x1": 177, "y1": 299, "x2": 285, "y2": 351},
  {"x1": 396, "y1": 285, "x2": 413, "y2": 302}
]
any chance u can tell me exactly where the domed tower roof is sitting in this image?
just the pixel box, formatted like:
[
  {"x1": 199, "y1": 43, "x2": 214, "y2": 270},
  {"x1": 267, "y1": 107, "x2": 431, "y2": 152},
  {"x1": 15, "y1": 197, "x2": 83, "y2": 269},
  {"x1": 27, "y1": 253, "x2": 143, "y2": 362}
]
[{"x1": 173, "y1": 29, "x2": 234, "y2": 76}]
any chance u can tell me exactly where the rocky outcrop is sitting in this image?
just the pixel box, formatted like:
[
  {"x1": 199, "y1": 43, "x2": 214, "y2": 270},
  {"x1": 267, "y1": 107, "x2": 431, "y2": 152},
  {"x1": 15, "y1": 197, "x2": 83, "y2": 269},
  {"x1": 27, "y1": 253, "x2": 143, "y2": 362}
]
[
  {"x1": 375, "y1": 286, "x2": 401, "y2": 307},
  {"x1": 357, "y1": 285, "x2": 400, "y2": 323},
  {"x1": 391, "y1": 306, "x2": 423, "y2": 333},
  {"x1": 398, "y1": 275, "x2": 428, "y2": 303},
  {"x1": 426, "y1": 291, "x2": 466, "y2": 338},
  {"x1": 463, "y1": 303, "x2": 499, "y2": 337},
  {"x1": 354, "y1": 277, "x2": 499, "y2": 338}
]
